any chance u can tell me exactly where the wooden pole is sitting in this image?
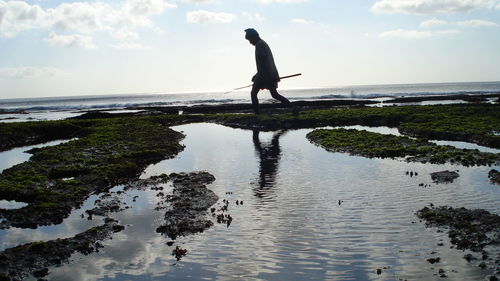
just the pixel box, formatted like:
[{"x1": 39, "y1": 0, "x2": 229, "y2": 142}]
[{"x1": 224, "y1": 73, "x2": 301, "y2": 94}]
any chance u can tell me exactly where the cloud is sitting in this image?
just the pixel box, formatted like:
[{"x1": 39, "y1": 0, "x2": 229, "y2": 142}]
[
  {"x1": 371, "y1": 0, "x2": 498, "y2": 14},
  {"x1": 457, "y1": 19, "x2": 498, "y2": 27},
  {"x1": 118, "y1": 0, "x2": 176, "y2": 27},
  {"x1": 110, "y1": 42, "x2": 151, "y2": 49},
  {"x1": 420, "y1": 18, "x2": 447, "y2": 28},
  {"x1": 0, "y1": 0, "x2": 176, "y2": 41},
  {"x1": 186, "y1": 10, "x2": 236, "y2": 23},
  {"x1": 0, "y1": 66, "x2": 67, "y2": 79},
  {"x1": 379, "y1": 28, "x2": 459, "y2": 39},
  {"x1": 44, "y1": 32, "x2": 97, "y2": 49},
  {"x1": 0, "y1": 1, "x2": 46, "y2": 38},
  {"x1": 242, "y1": 12, "x2": 265, "y2": 22},
  {"x1": 257, "y1": 0, "x2": 308, "y2": 3},
  {"x1": 112, "y1": 27, "x2": 140, "y2": 40},
  {"x1": 180, "y1": 0, "x2": 217, "y2": 3},
  {"x1": 291, "y1": 18, "x2": 313, "y2": 24}
]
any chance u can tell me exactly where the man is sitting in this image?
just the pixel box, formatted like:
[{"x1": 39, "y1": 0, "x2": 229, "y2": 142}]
[{"x1": 245, "y1": 28, "x2": 291, "y2": 114}]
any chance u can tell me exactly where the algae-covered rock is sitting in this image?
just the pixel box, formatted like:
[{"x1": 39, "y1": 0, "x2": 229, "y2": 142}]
[
  {"x1": 417, "y1": 206, "x2": 500, "y2": 252},
  {"x1": 431, "y1": 170, "x2": 460, "y2": 183},
  {"x1": 0, "y1": 218, "x2": 124, "y2": 280},
  {"x1": 0, "y1": 117, "x2": 185, "y2": 229},
  {"x1": 488, "y1": 169, "x2": 500, "y2": 184},
  {"x1": 156, "y1": 172, "x2": 218, "y2": 240},
  {"x1": 306, "y1": 128, "x2": 499, "y2": 166}
]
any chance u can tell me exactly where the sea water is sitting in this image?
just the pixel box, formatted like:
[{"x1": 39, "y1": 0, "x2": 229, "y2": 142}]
[
  {"x1": 1, "y1": 123, "x2": 497, "y2": 281},
  {"x1": 1, "y1": 81, "x2": 499, "y2": 122}
]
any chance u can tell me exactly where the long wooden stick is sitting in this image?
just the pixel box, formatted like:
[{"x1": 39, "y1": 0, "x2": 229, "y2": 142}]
[{"x1": 224, "y1": 73, "x2": 302, "y2": 94}]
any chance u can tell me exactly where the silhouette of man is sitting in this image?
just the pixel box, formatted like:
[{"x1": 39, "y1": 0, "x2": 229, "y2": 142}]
[{"x1": 245, "y1": 28, "x2": 291, "y2": 114}]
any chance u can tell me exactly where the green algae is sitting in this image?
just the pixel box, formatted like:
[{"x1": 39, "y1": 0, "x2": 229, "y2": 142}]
[
  {"x1": 0, "y1": 115, "x2": 185, "y2": 228},
  {"x1": 0, "y1": 103, "x2": 498, "y2": 228},
  {"x1": 306, "y1": 128, "x2": 499, "y2": 166},
  {"x1": 0, "y1": 119, "x2": 95, "y2": 152},
  {"x1": 212, "y1": 103, "x2": 500, "y2": 148}
]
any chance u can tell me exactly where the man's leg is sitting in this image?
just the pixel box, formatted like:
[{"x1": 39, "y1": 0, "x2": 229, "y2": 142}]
[
  {"x1": 269, "y1": 88, "x2": 290, "y2": 105},
  {"x1": 251, "y1": 84, "x2": 260, "y2": 114}
]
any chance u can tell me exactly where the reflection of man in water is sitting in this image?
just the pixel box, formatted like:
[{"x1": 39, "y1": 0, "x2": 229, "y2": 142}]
[
  {"x1": 245, "y1": 28, "x2": 291, "y2": 114},
  {"x1": 253, "y1": 130, "x2": 285, "y2": 198}
]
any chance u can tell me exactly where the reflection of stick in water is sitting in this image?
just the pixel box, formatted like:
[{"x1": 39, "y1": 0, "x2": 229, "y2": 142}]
[{"x1": 252, "y1": 130, "x2": 285, "y2": 198}]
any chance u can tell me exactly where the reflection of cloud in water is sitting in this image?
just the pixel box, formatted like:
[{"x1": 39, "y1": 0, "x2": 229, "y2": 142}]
[
  {"x1": 48, "y1": 201, "x2": 169, "y2": 280},
  {"x1": 0, "y1": 194, "x2": 102, "y2": 251},
  {"x1": 3, "y1": 123, "x2": 499, "y2": 280}
]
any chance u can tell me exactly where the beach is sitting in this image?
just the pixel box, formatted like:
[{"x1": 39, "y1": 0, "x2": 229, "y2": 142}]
[{"x1": 0, "y1": 89, "x2": 499, "y2": 280}]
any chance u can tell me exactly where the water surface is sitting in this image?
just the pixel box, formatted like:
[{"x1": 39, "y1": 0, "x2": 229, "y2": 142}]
[{"x1": 1, "y1": 123, "x2": 498, "y2": 280}]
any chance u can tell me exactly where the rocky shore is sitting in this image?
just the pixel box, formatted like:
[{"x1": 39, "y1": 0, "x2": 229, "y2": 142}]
[{"x1": 0, "y1": 99, "x2": 498, "y2": 280}]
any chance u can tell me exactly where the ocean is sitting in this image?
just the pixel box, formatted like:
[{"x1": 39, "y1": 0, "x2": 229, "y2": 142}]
[{"x1": 1, "y1": 81, "x2": 499, "y2": 122}]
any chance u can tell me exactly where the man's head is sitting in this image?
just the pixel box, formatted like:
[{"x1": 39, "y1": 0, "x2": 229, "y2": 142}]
[{"x1": 245, "y1": 28, "x2": 260, "y2": 45}]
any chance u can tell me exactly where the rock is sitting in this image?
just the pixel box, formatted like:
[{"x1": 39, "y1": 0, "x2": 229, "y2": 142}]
[
  {"x1": 156, "y1": 172, "x2": 218, "y2": 240},
  {"x1": 417, "y1": 205, "x2": 500, "y2": 273},
  {"x1": 172, "y1": 246, "x2": 188, "y2": 261},
  {"x1": 0, "y1": 219, "x2": 124, "y2": 280},
  {"x1": 427, "y1": 257, "x2": 441, "y2": 264},
  {"x1": 488, "y1": 169, "x2": 500, "y2": 184},
  {"x1": 430, "y1": 170, "x2": 459, "y2": 183}
]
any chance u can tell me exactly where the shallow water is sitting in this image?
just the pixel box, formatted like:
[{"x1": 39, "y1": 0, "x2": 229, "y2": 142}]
[
  {"x1": 0, "y1": 139, "x2": 75, "y2": 173},
  {"x1": 1, "y1": 123, "x2": 499, "y2": 280}
]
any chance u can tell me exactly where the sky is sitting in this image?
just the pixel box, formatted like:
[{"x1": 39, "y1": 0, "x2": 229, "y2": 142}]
[{"x1": 0, "y1": 0, "x2": 499, "y2": 98}]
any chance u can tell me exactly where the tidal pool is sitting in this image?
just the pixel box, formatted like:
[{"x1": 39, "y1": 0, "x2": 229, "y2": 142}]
[
  {"x1": 2, "y1": 123, "x2": 499, "y2": 281},
  {"x1": 0, "y1": 139, "x2": 76, "y2": 173}
]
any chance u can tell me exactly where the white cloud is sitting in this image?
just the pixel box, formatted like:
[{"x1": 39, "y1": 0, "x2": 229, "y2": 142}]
[
  {"x1": 186, "y1": 10, "x2": 236, "y2": 23},
  {"x1": 379, "y1": 28, "x2": 459, "y2": 39},
  {"x1": 118, "y1": 0, "x2": 176, "y2": 27},
  {"x1": 0, "y1": 66, "x2": 67, "y2": 79},
  {"x1": 47, "y1": 2, "x2": 109, "y2": 33},
  {"x1": 44, "y1": 32, "x2": 97, "y2": 49},
  {"x1": 457, "y1": 19, "x2": 498, "y2": 27},
  {"x1": 257, "y1": 0, "x2": 308, "y2": 3},
  {"x1": 180, "y1": 0, "x2": 217, "y2": 3},
  {"x1": 0, "y1": 1, "x2": 46, "y2": 38},
  {"x1": 291, "y1": 18, "x2": 313, "y2": 24},
  {"x1": 420, "y1": 18, "x2": 447, "y2": 28},
  {"x1": 242, "y1": 12, "x2": 265, "y2": 22},
  {"x1": 111, "y1": 42, "x2": 151, "y2": 49},
  {"x1": 0, "y1": 0, "x2": 176, "y2": 40},
  {"x1": 112, "y1": 27, "x2": 139, "y2": 40},
  {"x1": 371, "y1": 0, "x2": 498, "y2": 14}
]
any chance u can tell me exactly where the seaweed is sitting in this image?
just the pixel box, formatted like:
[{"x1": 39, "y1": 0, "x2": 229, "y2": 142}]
[
  {"x1": 0, "y1": 115, "x2": 185, "y2": 228},
  {"x1": 306, "y1": 128, "x2": 499, "y2": 166}
]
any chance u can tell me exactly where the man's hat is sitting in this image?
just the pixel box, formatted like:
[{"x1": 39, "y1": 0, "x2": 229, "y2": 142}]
[{"x1": 245, "y1": 28, "x2": 259, "y2": 39}]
